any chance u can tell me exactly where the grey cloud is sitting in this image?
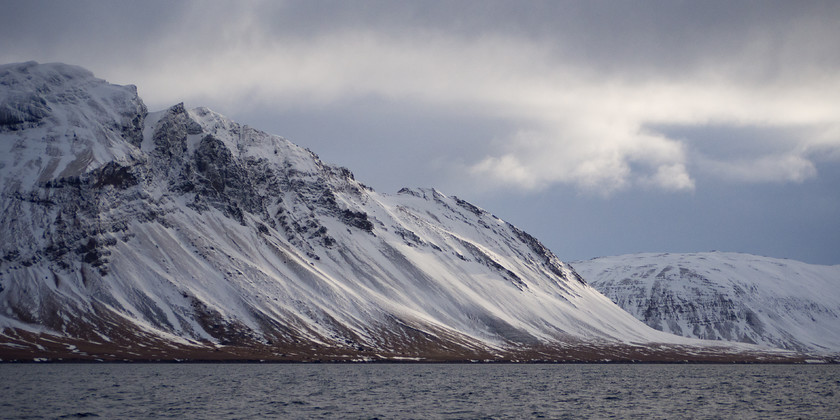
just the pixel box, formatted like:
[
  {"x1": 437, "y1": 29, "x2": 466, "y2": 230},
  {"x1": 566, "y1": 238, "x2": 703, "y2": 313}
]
[
  {"x1": 4, "y1": 0, "x2": 839, "y2": 194},
  {"x1": 6, "y1": 0, "x2": 839, "y2": 81},
  {"x1": 0, "y1": 1, "x2": 186, "y2": 59},
  {"x1": 240, "y1": 0, "x2": 840, "y2": 80}
]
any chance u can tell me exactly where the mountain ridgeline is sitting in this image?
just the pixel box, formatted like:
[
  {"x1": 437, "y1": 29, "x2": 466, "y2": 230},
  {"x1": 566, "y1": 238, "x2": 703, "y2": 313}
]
[
  {"x1": 0, "y1": 62, "x2": 807, "y2": 362},
  {"x1": 574, "y1": 252, "x2": 840, "y2": 355}
]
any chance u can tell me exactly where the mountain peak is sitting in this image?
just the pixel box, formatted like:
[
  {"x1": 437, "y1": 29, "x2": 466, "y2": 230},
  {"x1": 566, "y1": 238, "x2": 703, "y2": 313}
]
[
  {"x1": 1, "y1": 62, "x2": 146, "y2": 190},
  {"x1": 1, "y1": 61, "x2": 97, "y2": 87}
]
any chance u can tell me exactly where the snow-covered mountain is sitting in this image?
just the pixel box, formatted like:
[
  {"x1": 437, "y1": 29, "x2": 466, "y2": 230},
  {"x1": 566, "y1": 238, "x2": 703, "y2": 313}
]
[
  {"x1": 0, "y1": 62, "x2": 799, "y2": 361},
  {"x1": 572, "y1": 252, "x2": 840, "y2": 354}
]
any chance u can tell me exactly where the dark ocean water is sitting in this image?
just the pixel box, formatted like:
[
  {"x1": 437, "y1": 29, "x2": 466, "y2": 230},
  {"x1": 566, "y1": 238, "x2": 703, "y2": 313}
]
[{"x1": 1, "y1": 363, "x2": 838, "y2": 419}]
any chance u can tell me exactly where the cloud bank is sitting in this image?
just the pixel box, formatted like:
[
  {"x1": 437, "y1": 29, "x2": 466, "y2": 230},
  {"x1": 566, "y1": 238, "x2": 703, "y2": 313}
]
[{"x1": 3, "y1": 0, "x2": 839, "y2": 195}]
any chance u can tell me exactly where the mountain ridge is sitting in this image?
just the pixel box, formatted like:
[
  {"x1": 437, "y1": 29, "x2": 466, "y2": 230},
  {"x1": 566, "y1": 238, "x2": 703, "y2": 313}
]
[
  {"x1": 0, "y1": 62, "x2": 808, "y2": 362},
  {"x1": 572, "y1": 252, "x2": 840, "y2": 355}
]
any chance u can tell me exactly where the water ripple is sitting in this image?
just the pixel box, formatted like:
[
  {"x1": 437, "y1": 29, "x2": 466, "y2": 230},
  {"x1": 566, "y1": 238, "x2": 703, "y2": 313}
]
[{"x1": 1, "y1": 364, "x2": 838, "y2": 419}]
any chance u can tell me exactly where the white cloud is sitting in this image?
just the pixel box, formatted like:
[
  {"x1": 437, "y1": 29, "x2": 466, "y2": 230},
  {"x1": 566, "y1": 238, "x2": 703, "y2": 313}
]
[
  {"x1": 698, "y1": 154, "x2": 818, "y2": 184},
  {"x1": 646, "y1": 164, "x2": 696, "y2": 191}
]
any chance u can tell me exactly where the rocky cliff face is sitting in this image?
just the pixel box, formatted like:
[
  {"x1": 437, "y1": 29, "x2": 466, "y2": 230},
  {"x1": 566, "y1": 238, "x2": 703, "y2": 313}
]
[
  {"x1": 573, "y1": 252, "x2": 840, "y2": 355},
  {"x1": 0, "y1": 62, "x2": 799, "y2": 362}
]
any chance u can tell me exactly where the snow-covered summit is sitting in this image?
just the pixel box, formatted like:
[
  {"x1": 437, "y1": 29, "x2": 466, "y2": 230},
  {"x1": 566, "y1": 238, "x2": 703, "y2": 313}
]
[
  {"x1": 573, "y1": 252, "x2": 840, "y2": 354},
  {"x1": 0, "y1": 63, "x2": 802, "y2": 361},
  {"x1": 0, "y1": 61, "x2": 146, "y2": 190}
]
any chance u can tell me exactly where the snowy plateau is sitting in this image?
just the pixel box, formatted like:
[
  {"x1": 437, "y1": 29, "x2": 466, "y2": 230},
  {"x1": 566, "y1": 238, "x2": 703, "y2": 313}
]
[
  {"x1": 0, "y1": 62, "x2": 818, "y2": 362},
  {"x1": 573, "y1": 253, "x2": 840, "y2": 356}
]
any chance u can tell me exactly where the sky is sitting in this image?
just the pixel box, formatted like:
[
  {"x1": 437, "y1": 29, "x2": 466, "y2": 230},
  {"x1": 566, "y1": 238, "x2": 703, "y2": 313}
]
[{"x1": 2, "y1": 0, "x2": 839, "y2": 265}]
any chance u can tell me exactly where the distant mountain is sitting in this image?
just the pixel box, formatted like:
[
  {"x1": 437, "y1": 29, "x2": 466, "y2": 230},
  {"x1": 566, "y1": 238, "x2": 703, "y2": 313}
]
[
  {"x1": 573, "y1": 252, "x2": 840, "y2": 355},
  {"x1": 0, "y1": 62, "x2": 801, "y2": 362}
]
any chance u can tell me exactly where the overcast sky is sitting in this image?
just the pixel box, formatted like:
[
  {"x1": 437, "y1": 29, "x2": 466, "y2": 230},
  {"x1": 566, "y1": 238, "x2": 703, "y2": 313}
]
[{"x1": 3, "y1": 0, "x2": 839, "y2": 264}]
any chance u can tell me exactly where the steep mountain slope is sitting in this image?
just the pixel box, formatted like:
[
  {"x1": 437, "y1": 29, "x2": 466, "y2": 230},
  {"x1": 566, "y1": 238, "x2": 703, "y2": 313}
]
[
  {"x1": 573, "y1": 252, "x2": 840, "y2": 354},
  {"x1": 0, "y1": 62, "x2": 798, "y2": 361}
]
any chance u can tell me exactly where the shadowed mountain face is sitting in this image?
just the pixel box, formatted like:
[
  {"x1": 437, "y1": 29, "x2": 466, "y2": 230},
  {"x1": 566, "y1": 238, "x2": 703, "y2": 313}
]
[
  {"x1": 0, "y1": 62, "x2": 802, "y2": 362},
  {"x1": 574, "y1": 252, "x2": 840, "y2": 355}
]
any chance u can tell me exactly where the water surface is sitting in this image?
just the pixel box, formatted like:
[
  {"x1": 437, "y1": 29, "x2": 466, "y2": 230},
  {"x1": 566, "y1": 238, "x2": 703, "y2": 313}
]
[{"x1": 2, "y1": 363, "x2": 838, "y2": 419}]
